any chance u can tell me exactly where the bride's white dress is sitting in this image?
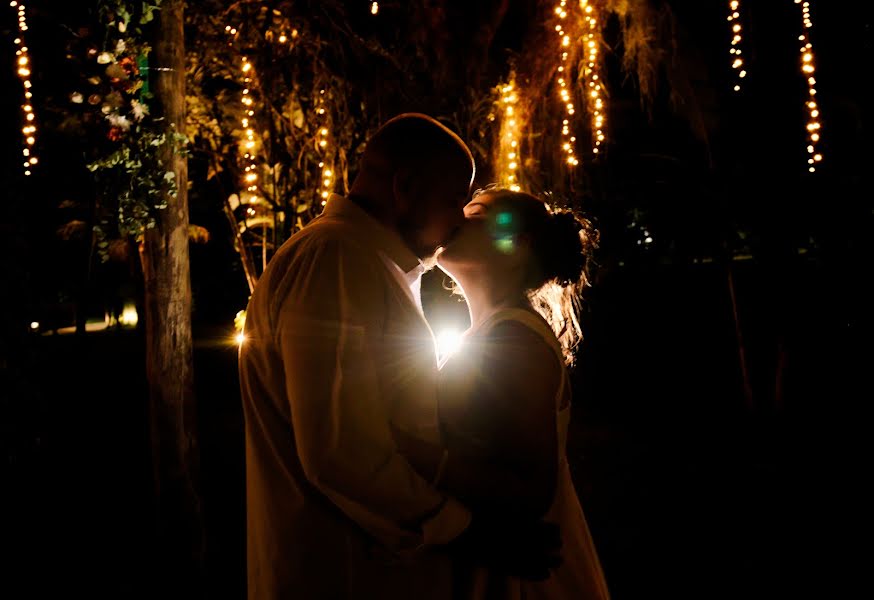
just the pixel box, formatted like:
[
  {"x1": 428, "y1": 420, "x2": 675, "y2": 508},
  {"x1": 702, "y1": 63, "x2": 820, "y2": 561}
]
[{"x1": 440, "y1": 307, "x2": 611, "y2": 600}]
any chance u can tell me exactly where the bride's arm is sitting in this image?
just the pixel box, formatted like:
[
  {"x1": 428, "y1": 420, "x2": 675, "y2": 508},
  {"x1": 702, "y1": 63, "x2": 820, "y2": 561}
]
[{"x1": 394, "y1": 322, "x2": 559, "y2": 519}]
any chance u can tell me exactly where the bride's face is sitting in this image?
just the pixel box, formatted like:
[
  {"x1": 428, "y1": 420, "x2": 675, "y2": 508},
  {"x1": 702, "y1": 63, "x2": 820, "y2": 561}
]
[{"x1": 437, "y1": 193, "x2": 524, "y2": 280}]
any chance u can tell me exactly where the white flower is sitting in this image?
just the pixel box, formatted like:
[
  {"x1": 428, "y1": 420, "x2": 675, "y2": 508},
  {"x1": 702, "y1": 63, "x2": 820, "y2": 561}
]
[
  {"x1": 115, "y1": 39, "x2": 126, "y2": 54},
  {"x1": 97, "y1": 52, "x2": 112, "y2": 64},
  {"x1": 106, "y1": 113, "x2": 131, "y2": 131},
  {"x1": 70, "y1": 92, "x2": 84, "y2": 104},
  {"x1": 118, "y1": 21, "x2": 127, "y2": 33},
  {"x1": 131, "y1": 99, "x2": 149, "y2": 121}
]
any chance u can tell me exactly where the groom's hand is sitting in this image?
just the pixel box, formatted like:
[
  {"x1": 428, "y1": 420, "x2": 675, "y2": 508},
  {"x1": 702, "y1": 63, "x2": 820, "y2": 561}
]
[{"x1": 448, "y1": 514, "x2": 562, "y2": 581}]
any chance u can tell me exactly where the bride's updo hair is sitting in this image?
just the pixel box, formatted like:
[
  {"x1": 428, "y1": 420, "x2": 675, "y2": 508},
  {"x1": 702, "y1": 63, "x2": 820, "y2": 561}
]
[
  {"x1": 472, "y1": 186, "x2": 597, "y2": 365},
  {"x1": 527, "y1": 209, "x2": 589, "y2": 289}
]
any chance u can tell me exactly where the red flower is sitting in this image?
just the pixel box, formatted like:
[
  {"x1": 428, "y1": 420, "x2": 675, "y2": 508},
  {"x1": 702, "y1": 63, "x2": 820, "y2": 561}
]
[
  {"x1": 108, "y1": 127, "x2": 123, "y2": 141},
  {"x1": 119, "y1": 56, "x2": 139, "y2": 77}
]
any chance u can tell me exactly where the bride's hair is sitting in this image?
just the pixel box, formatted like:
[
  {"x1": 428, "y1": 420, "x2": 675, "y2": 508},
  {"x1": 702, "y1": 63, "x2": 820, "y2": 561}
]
[{"x1": 472, "y1": 186, "x2": 598, "y2": 365}]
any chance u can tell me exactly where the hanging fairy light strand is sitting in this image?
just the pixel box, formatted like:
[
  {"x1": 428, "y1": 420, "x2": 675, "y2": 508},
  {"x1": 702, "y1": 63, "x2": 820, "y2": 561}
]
[
  {"x1": 727, "y1": 0, "x2": 746, "y2": 92},
  {"x1": 553, "y1": 0, "x2": 578, "y2": 167},
  {"x1": 224, "y1": 23, "x2": 261, "y2": 209},
  {"x1": 316, "y1": 88, "x2": 334, "y2": 207},
  {"x1": 11, "y1": 1, "x2": 37, "y2": 176},
  {"x1": 795, "y1": 0, "x2": 822, "y2": 173},
  {"x1": 240, "y1": 56, "x2": 260, "y2": 203},
  {"x1": 498, "y1": 76, "x2": 522, "y2": 191},
  {"x1": 580, "y1": 0, "x2": 605, "y2": 156}
]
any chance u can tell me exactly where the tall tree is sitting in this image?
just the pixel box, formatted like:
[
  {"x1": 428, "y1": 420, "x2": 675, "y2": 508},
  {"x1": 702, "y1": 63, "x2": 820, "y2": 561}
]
[{"x1": 140, "y1": 0, "x2": 204, "y2": 590}]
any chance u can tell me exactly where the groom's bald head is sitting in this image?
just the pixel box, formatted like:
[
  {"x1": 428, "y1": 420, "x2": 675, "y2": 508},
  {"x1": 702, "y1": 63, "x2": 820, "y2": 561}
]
[
  {"x1": 350, "y1": 114, "x2": 476, "y2": 258},
  {"x1": 356, "y1": 113, "x2": 475, "y2": 181}
]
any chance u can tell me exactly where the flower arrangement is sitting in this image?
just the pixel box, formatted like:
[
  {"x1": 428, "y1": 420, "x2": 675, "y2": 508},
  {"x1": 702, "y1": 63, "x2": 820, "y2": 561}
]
[{"x1": 71, "y1": 1, "x2": 188, "y2": 259}]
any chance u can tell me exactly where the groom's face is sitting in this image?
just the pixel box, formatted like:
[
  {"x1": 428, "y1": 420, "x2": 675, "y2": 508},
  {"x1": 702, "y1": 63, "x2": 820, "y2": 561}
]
[{"x1": 397, "y1": 164, "x2": 472, "y2": 260}]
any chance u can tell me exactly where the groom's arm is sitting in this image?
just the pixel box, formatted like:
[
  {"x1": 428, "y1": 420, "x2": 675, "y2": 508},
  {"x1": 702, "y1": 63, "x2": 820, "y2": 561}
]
[
  {"x1": 392, "y1": 421, "x2": 557, "y2": 521},
  {"x1": 274, "y1": 237, "x2": 470, "y2": 551}
]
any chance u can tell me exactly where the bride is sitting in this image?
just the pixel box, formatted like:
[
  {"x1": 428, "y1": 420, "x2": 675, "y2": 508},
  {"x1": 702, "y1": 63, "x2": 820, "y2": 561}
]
[{"x1": 395, "y1": 186, "x2": 611, "y2": 599}]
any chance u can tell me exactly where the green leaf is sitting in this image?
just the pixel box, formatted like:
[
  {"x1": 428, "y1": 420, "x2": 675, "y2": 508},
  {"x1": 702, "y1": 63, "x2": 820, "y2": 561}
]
[{"x1": 141, "y1": 3, "x2": 157, "y2": 25}]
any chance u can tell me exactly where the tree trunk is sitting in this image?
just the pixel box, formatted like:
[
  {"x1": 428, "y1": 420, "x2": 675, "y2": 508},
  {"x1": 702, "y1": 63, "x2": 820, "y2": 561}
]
[
  {"x1": 139, "y1": 0, "x2": 204, "y2": 593},
  {"x1": 727, "y1": 265, "x2": 754, "y2": 411}
]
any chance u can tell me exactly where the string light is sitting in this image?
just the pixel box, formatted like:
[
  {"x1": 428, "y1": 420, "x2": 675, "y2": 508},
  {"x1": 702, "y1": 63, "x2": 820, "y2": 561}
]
[
  {"x1": 370, "y1": 2, "x2": 379, "y2": 15},
  {"x1": 727, "y1": 0, "x2": 746, "y2": 92},
  {"x1": 239, "y1": 56, "x2": 261, "y2": 198},
  {"x1": 11, "y1": 1, "x2": 36, "y2": 175},
  {"x1": 315, "y1": 90, "x2": 334, "y2": 207},
  {"x1": 498, "y1": 76, "x2": 522, "y2": 191},
  {"x1": 553, "y1": 0, "x2": 606, "y2": 167},
  {"x1": 225, "y1": 20, "x2": 263, "y2": 205},
  {"x1": 553, "y1": 1, "x2": 578, "y2": 167},
  {"x1": 795, "y1": 0, "x2": 822, "y2": 173},
  {"x1": 226, "y1": 23, "x2": 333, "y2": 219},
  {"x1": 580, "y1": 0, "x2": 605, "y2": 156}
]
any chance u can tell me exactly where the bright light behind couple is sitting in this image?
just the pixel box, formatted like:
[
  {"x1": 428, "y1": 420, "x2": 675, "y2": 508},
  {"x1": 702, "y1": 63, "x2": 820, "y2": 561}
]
[{"x1": 435, "y1": 327, "x2": 465, "y2": 363}]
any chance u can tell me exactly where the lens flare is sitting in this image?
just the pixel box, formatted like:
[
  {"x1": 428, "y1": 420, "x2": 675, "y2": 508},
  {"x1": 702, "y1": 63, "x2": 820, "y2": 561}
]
[{"x1": 436, "y1": 329, "x2": 464, "y2": 361}]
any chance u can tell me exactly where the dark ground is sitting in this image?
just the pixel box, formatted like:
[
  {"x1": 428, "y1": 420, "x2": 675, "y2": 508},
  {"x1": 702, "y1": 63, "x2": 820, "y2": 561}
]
[{"x1": 5, "y1": 257, "x2": 867, "y2": 599}]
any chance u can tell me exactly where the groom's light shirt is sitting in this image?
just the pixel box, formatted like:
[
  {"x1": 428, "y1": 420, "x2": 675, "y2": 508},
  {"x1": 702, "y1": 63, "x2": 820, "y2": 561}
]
[{"x1": 240, "y1": 194, "x2": 469, "y2": 598}]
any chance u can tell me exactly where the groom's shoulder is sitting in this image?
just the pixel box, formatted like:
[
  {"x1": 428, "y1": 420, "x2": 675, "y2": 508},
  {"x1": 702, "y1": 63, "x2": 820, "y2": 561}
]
[
  {"x1": 273, "y1": 217, "x2": 377, "y2": 265},
  {"x1": 301, "y1": 217, "x2": 371, "y2": 248}
]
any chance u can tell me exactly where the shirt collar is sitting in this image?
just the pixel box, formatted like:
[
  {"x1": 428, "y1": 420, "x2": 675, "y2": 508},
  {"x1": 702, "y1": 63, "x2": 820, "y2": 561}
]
[{"x1": 321, "y1": 194, "x2": 424, "y2": 278}]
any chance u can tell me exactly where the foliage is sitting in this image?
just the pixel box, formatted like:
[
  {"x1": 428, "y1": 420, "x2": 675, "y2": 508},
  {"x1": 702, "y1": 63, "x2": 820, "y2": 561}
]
[
  {"x1": 186, "y1": 1, "x2": 373, "y2": 248},
  {"x1": 64, "y1": 1, "x2": 189, "y2": 260},
  {"x1": 57, "y1": 0, "x2": 679, "y2": 275},
  {"x1": 184, "y1": 0, "x2": 505, "y2": 277}
]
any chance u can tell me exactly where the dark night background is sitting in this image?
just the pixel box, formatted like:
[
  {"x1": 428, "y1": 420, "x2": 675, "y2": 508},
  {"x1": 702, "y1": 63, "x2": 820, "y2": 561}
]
[{"x1": 2, "y1": 1, "x2": 872, "y2": 598}]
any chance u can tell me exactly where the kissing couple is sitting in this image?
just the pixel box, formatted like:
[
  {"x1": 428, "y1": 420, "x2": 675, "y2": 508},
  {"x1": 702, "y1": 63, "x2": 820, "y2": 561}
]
[{"x1": 240, "y1": 113, "x2": 610, "y2": 599}]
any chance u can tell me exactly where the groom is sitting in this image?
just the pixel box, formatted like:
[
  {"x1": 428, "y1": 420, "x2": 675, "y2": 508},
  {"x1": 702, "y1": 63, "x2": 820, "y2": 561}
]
[{"x1": 239, "y1": 114, "x2": 556, "y2": 598}]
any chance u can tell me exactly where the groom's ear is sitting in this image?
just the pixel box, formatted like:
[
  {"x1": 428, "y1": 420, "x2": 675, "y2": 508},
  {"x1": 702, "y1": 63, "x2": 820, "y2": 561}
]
[{"x1": 392, "y1": 168, "x2": 414, "y2": 214}]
